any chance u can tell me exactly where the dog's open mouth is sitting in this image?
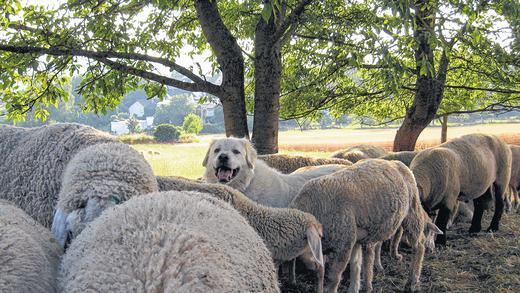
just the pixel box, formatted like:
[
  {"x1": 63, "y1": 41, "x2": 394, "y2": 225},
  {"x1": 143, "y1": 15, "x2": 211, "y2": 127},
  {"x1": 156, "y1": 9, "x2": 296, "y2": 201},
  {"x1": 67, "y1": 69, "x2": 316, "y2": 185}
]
[{"x1": 215, "y1": 166, "x2": 240, "y2": 183}]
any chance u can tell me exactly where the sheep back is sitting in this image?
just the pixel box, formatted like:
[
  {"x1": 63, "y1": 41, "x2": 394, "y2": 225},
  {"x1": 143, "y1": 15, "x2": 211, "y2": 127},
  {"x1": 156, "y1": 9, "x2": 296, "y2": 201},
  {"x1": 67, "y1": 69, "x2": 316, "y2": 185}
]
[
  {"x1": 380, "y1": 151, "x2": 418, "y2": 167},
  {"x1": 331, "y1": 144, "x2": 387, "y2": 162},
  {"x1": 0, "y1": 123, "x2": 116, "y2": 227},
  {"x1": 59, "y1": 191, "x2": 279, "y2": 293},
  {"x1": 0, "y1": 200, "x2": 63, "y2": 293},
  {"x1": 258, "y1": 153, "x2": 351, "y2": 174}
]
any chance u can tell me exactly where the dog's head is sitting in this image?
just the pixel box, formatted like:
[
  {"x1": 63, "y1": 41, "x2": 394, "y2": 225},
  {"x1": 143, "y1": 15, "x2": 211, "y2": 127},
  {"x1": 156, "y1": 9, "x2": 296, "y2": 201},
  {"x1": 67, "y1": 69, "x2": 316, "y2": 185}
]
[{"x1": 202, "y1": 137, "x2": 257, "y2": 191}]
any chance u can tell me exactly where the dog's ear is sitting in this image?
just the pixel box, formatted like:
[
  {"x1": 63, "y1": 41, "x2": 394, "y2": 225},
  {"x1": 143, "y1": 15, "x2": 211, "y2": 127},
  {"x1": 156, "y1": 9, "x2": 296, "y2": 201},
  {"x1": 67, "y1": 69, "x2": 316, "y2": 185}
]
[
  {"x1": 241, "y1": 138, "x2": 257, "y2": 169},
  {"x1": 202, "y1": 140, "x2": 216, "y2": 167}
]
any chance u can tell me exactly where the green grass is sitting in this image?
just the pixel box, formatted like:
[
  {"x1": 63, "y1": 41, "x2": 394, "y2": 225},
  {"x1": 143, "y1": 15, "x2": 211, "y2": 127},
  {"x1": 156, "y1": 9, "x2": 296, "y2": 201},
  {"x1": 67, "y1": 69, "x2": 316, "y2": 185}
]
[
  {"x1": 132, "y1": 144, "x2": 207, "y2": 179},
  {"x1": 133, "y1": 122, "x2": 520, "y2": 178}
]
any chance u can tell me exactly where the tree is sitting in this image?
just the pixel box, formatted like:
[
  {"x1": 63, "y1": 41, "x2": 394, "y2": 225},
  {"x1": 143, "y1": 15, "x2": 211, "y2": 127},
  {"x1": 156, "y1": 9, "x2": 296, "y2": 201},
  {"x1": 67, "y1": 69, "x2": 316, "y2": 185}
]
[
  {"x1": 153, "y1": 94, "x2": 195, "y2": 126},
  {"x1": 126, "y1": 116, "x2": 141, "y2": 133},
  {"x1": 279, "y1": 0, "x2": 519, "y2": 150},
  {"x1": 0, "y1": 0, "x2": 317, "y2": 154},
  {"x1": 183, "y1": 113, "x2": 203, "y2": 134}
]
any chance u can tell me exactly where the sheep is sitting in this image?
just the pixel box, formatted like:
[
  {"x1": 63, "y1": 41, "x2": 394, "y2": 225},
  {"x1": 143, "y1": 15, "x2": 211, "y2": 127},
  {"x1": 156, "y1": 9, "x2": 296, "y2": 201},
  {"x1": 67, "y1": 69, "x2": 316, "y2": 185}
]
[
  {"x1": 0, "y1": 199, "x2": 63, "y2": 293},
  {"x1": 51, "y1": 142, "x2": 159, "y2": 248},
  {"x1": 59, "y1": 191, "x2": 280, "y2": 293},
  {"x1": 410, "y1": 133, "x2": 512, "y2": 245},
  {"x1": 0, "y1": 123, "x2": 116, "y2": 227},
  {"x1": 156, "y1": 176, "x2": 325, "y2": 276},
  {"x1": 290, "y1": 159, "x2": 441, "y2": 293},
  {"x1": 379, "y1": 150, "x2": 418, "y2": 167},
  {"x1": 258, "y1": 153, "x2": 352, "y2": 174},
  {"x1": 331, "y1": 144, "x2": 387, "y2": 163},
  {"x1": 507, "y1": 144, "x2": 520, "y2": 212}
]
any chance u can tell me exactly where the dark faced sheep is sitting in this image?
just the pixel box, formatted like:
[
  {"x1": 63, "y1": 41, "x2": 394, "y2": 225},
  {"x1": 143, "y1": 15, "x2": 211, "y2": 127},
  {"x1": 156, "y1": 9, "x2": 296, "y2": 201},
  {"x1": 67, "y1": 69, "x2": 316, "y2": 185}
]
[
  {"x1": 59, "y1": 191, "x2": 280, "y2": 292},
  {"x1": 331, "y1": 144, "x2": 387, "y2": 163},
  {"x1": 0, "y1": 123, "x2": 115, "y2": 227},
  {"x1": 410, "y1": 133, "x2": 512, "y2": 245}
]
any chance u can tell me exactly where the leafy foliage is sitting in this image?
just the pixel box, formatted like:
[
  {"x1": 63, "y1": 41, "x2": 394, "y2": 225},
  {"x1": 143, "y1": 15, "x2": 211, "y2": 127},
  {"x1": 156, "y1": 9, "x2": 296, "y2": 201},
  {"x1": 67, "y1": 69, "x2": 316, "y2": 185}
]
[
  {"x1": 182, "y1": 113, "x2": 203, "y2": 134},
  {"x1": 153, "y1": 124, "x2": 181, "y2": 143}
]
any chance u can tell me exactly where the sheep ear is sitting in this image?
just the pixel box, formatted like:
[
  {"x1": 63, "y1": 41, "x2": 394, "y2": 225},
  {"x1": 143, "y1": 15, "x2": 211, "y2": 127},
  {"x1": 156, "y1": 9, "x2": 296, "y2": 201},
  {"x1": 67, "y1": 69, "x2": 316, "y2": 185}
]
[
  {"x1": 427, "y1": 222, "x2": 443, "y2": 235},
  {"x1": 51, "y1": 208, "x2": 70, "y2": 248},
  {"x1": 307, "y1": 224, "x2": 324, "y2": 268},
  {"x1": 242, "y1": 138, "x2": 257, "y2": 169},
  {"x1": 202, "y1": 140, "x2": 216, "y2": 167}
]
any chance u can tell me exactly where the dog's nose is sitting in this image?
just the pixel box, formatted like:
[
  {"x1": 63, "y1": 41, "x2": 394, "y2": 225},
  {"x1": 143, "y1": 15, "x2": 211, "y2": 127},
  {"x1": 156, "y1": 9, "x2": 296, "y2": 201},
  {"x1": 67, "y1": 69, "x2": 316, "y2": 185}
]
[{"x1": 218, "y1": 154, "x2": 229, "y2": 162}]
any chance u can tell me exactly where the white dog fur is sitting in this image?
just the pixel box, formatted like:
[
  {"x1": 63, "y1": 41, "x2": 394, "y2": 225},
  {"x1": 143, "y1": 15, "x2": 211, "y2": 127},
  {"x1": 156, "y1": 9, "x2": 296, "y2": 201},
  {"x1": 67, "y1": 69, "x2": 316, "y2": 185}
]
[{"x1": 203, "y1": 137, "x2": 344, "y2": 207}]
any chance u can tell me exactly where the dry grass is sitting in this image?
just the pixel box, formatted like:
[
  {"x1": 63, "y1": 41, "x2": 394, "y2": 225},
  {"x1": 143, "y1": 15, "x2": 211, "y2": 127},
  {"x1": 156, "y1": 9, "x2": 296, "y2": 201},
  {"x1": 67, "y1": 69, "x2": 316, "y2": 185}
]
[
  {"x1": 280, "y1": 211, "x2": 520, "y2": 293},
  {"x1": 276, "y1": 123, "x2": 520, "y2": 152}
]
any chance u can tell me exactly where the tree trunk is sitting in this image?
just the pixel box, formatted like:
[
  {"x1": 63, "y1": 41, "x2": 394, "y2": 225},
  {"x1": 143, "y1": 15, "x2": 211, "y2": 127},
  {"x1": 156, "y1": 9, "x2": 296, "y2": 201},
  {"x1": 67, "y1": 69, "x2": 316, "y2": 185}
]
[
  {"x1": 440, "y1": 114, "x2": 448, "y2": 143},
  {"x1": 251, "y1": 15, "x2": 282, "y2": 154},
  {"x1": 393, "y1": 0, "x2": 448, "y2": 151},
  {"x1": 195, "y1": 0, "x2": 249, "y2": 138},
  {"x1": 221, "y1": 91, "x2": 250, "y2": 138}
]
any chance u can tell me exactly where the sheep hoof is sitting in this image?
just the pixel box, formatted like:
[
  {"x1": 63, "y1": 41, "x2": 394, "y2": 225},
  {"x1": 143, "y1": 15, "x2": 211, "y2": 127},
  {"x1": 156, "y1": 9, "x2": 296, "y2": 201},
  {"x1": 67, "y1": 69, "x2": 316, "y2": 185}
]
[
  {"x1": 468, "y1": 225, "x2": 481, "y2": 234},
  {"x1": 434, "y1": 235, "x2": 447, "y2": 246},
  {"x1": 375, "y1": 264, "x2": 384, "y2": 273},
  {"x1": 394, "y1": 253, "x2": 403, "y2": 262},
  {"x1": 486, "y1": 225, "x2": 499, "y2": 232},
  {"x1": 405, "y1": 282, "x2": 419, "y2": 293}
]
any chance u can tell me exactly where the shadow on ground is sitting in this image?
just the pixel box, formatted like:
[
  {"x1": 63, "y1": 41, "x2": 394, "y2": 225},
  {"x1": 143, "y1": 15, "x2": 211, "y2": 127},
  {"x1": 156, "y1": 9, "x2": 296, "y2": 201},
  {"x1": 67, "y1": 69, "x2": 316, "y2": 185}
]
[{"x1": 280, "y1": 211, "x2": 520, "y2": 292}]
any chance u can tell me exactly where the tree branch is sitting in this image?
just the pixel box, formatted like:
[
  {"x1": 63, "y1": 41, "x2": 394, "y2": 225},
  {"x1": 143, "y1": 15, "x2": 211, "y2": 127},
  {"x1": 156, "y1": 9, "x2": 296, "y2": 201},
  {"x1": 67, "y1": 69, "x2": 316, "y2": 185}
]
[
  {"x1": 443, "y1": 84, "x2": 520, "y2": 94},
  {"x1": 274, "y1": 0, "x2": 314, "y2": 42},
  {"x1": 0, "y1": 44, "x2": 223, "y2": 95}
]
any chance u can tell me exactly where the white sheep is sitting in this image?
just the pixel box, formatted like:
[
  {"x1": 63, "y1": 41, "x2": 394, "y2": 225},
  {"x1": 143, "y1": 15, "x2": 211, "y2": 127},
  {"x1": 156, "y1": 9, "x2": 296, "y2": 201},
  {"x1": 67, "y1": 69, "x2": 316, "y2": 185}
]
[
  {"x1": 331, "y1": 144, "x2": 387, "y2": 163},
  {"x1": 0, "y1": 199, "x2": 63, "y2": 293},
  {"x1": 156, "y1": 176, "x2": 325, "y2": 281},
  {"x1": 258, "y1": 153, "x2": 352, "y2": 174},
  {"x1": 59, "y1": 191, "x2": 280, "y2": 292},
  {"x1": 51, "y1": 142, "x2": 158, "y2": 248},
  {"x1": 379, "y1": 150, "x2": 418, "y2": 167},
  {"x1": 0, "y1": 123, "x2": 115, "y2": 227},
  {"x1": 290, "y1": 159, "x2": 441, "y2": 293},
  {"x1": 410, "y1": 133, "x2": 512, "y2": 245}
]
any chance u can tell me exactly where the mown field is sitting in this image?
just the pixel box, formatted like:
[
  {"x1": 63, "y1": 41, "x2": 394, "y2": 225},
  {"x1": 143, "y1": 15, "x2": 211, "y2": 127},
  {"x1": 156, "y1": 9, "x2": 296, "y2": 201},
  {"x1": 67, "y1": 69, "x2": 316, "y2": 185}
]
[{"x1": 132, "y1": 123, "x2": 520, "y2": 179}]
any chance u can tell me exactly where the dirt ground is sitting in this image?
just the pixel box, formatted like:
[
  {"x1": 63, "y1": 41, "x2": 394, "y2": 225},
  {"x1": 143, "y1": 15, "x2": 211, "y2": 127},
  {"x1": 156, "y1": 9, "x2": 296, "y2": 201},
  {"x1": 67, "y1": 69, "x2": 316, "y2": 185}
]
[{"x1": 279, "y1": 210, "x2": 520, "y2": 292}]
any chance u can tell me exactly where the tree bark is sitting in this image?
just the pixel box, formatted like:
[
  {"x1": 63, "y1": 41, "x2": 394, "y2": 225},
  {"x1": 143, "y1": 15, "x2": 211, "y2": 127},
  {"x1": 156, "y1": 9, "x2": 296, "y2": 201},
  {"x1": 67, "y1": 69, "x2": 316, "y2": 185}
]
[
  {"x1": 440, "y1": 114, "x2": 448, "y2": 143},
  {"x1": 393, "y1": 0, "x2": 447, "y2": 151},
  {"x1": 195, "y1": 0, "x2": 249, "y2": 138},
  {"x1": 251, "y1": 14, "x2": 282, "y2": 154}
]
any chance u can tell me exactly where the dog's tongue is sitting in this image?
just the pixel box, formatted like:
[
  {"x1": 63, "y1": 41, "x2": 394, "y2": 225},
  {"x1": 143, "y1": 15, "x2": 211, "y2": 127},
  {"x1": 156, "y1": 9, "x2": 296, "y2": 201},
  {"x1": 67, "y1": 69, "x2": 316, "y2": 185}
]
[{"x1": 217, "y1": 168, "x2": 233, "y2": 182}]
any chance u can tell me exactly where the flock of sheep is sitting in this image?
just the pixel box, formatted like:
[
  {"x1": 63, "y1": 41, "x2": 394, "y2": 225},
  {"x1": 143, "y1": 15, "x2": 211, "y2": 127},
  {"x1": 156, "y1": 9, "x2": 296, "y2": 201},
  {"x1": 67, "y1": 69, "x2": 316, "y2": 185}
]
[{"x1": 0, "y1": 123, "x2": 518, "y2": 293}]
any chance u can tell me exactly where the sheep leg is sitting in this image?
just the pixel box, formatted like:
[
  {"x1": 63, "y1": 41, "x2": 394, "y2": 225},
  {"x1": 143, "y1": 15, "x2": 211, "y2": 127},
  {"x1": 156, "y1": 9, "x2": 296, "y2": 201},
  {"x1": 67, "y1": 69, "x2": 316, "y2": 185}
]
[
  {"x1": 488, "y1": 183, "x2": 505, "y2": 232},
  {"x1": 316, "y1": 261, "x2": 325, "y2": 293},
  {"x1": 434, "y1": 205, "x2": 451, "y2": 246},
  {"x1": 469, "y1": 187, "x2": 492, "y2": 233},
  {"x1": 347, "y1": 244, "x2": 362, "y2": 293},
  {"x1": 362, "y1": 244, "x2": 376, "y2": 293},
  {"x1": 289, "y1": 258, "x2": 296, "y2": 285},
  {"x1": 405, "y1": 235, "x2": 425, "y2": 292},
  {"x1": 374, "y1": 242, "x2": 384, "y2": 273},
  {"x1": 324, "y1": 243, "x2": 355, "y2": 293},
  {"x1": 390, "y1": 227, "x2": 403, "y2": 261}
]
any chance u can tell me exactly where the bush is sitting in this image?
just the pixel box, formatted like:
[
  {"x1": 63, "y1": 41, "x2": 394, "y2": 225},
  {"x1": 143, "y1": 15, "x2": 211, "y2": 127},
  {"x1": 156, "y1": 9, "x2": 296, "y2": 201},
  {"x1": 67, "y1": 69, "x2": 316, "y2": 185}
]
[
  {"x1": 200, "y1": 123, "x2": 225, "y2": 134},
  {"x1": 183, "y1": 113, "x2": 203, "y2": 134},
  {"x1": 118, "y1": 133, "x2": 155, "y2": 144},
  {"x1": 178, "y1": 132, "x2": 200, "y2": 143},
  {"x1": 154, "y1": 124, "x2": 181, "y2": 142}
]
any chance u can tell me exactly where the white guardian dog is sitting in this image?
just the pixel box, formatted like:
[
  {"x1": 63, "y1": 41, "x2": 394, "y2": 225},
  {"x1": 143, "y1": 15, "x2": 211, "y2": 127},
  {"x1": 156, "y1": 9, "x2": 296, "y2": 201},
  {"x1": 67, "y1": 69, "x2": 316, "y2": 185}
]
[{"x1": 203, "y1": 137, "x2": 345, "y2": 207}]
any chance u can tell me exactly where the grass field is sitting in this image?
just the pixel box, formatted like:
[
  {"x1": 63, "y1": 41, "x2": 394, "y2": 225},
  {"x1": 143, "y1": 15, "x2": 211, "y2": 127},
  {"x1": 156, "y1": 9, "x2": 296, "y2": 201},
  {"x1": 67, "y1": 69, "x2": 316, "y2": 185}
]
[{"x1": 133, "y1": 123, "x2": 520, "y2": 178}]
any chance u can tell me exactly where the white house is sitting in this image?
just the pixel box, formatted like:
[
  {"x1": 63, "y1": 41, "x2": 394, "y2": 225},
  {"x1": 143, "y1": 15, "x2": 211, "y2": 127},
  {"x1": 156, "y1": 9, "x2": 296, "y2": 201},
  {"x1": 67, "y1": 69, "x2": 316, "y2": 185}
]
[
  {"x1": 111, "y1": 120, "x2": 129, "y2": 135},
  {"x1": 128, "y1": 101, "x2": 145, "y2": 117}
]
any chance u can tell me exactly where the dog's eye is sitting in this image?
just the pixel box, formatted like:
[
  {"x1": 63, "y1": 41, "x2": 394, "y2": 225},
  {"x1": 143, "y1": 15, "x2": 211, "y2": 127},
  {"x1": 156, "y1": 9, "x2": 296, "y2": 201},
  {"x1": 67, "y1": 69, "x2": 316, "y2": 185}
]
[
  {"x1": 214, "y1": 148, "x2": 220, "y2": 153},
  {"x1": 232, "y1": 149, "x2": 240, "y2": 154}
]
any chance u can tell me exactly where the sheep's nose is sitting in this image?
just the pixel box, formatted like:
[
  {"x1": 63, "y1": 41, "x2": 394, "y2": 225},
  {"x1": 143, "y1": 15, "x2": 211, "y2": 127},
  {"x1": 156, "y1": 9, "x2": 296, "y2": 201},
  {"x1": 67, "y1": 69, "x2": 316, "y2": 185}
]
[{"x1": 218, "y1": 154, "x2": 229, "y2": 162}]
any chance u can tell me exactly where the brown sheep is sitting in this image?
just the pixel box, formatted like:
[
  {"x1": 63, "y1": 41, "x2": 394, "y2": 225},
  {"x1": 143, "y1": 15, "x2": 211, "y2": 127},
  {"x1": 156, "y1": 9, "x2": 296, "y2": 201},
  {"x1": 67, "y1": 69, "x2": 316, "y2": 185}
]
[
  {"x1": 331, "y1": 144, "x2": 387, "y2": 163},
  {"x1": 258, "y1": 153, "x2": 351, "y2": 174},
  {"x1": 410, "y1": 133, "x2": 512, "y2": 245}
]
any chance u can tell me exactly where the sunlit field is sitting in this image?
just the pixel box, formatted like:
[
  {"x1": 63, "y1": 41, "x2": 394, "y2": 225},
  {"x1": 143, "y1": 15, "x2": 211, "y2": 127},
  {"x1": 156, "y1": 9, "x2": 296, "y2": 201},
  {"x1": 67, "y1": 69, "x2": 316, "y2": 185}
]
[{"x1": 133, "y1": 123, "x2": 520, "y2": 178}]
